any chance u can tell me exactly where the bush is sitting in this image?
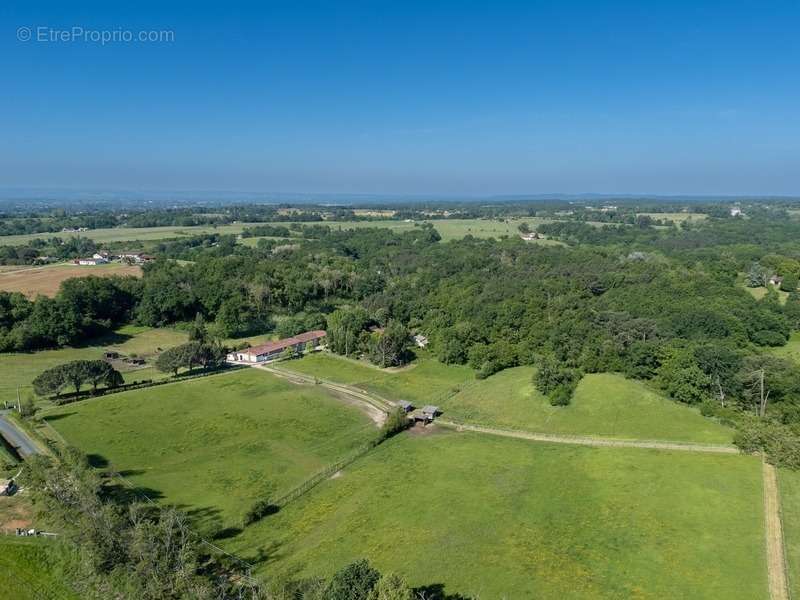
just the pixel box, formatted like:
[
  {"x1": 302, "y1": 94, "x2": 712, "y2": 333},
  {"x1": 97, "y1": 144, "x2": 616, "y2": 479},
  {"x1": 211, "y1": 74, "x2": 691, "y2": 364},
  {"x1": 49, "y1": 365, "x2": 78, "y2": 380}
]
[
  {"x1": 750, "y1": 330, "x2": 787, "y2": 347},
  {"x1": 549, "y1": 384, "x2": 574, "y2": 406},
  {"x1": 733, "y1": 418, "x2": 800, "y2": 468},
  {"x1": 380, "y1": 408, "x2": 411, "y2": 441},
  {"x1": 242, "y1": 499, "x2": 279, "y2": 526}
]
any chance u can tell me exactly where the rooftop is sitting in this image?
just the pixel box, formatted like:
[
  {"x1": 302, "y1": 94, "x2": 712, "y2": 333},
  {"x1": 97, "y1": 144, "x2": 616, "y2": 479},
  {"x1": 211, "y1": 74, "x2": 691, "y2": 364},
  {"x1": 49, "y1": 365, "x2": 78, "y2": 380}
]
[{"x1": 244, "y1": 330, "x2": 326, "y2": 356}]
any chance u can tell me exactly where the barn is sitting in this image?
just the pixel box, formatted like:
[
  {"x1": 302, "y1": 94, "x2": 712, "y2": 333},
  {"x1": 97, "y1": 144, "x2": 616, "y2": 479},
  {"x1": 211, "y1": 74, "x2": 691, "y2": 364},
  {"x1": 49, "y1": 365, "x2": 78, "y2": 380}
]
[{"x1": 227, "y1": 330, "x2": 327, "y2": 363}]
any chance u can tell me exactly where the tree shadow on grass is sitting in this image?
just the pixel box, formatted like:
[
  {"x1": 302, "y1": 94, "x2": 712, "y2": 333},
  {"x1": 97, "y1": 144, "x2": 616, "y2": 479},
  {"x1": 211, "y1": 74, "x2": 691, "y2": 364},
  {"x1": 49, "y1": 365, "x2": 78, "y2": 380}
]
[
  {"x1": 42, "y1": 412, "x2": 77, "y2": 422},
  {"x1": 413, "y1": 583, "x2": 473, "y2": 600},
  {"x1": 73, "y1": 330, "x2": 133, "y2": 349},
  {"x1": 87, "y1": 453, "x2": 109, "y2": 468},
  {"x1": 237, "y1": 541, "x2": 284, "y2": 568},
  {"x1": 103, "y1": 480, "x2": 165, "y2": 506},
  {"x1": 212, "y1": 526, "x2": 243, "y2": 540},
  {"x1": 171, "y1": 504, "x2": 229, "y2": 537}
]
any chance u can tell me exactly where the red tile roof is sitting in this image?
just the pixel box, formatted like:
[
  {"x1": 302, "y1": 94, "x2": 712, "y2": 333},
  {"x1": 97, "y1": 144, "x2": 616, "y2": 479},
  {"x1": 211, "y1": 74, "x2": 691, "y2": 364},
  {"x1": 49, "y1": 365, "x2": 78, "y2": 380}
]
[{"x1": 245, "y1": 330, "x2": 326, "y2": 357}]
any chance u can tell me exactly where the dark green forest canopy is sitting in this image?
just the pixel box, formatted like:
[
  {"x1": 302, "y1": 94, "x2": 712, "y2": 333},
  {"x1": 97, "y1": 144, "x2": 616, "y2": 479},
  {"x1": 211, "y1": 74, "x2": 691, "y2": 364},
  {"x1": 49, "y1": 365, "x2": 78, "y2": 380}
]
[{"x1": 5, "y1": 212, "x2": 800, "y2": 459}]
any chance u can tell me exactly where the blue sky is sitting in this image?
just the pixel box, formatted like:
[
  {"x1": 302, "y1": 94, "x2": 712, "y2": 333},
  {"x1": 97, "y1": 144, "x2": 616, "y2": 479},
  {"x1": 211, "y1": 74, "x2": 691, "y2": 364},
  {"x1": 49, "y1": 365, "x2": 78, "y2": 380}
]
[{"x1": 2, "y1": 1, "x2": 799, "y2": 196}]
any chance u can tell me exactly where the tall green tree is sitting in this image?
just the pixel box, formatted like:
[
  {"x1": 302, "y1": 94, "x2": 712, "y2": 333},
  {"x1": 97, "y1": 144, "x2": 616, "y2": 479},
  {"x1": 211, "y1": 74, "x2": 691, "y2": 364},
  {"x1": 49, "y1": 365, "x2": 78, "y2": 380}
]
[{"x1": 326, "y1": 306, "x2": 370, "y2": 356}]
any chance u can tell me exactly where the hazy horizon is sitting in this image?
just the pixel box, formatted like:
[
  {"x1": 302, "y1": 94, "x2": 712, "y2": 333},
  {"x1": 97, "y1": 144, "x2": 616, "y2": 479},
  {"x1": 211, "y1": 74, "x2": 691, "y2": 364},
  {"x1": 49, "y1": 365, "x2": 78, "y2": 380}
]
[{"x1": 3, "y1": 1, "x2": 799, "y2": 195}]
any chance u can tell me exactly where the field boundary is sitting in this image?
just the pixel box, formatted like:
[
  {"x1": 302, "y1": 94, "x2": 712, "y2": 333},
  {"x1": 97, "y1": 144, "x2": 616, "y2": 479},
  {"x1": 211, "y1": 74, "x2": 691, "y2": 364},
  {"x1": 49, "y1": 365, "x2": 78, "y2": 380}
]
[
  {"x1": 763, "y1": 459, "x2": 790, "y2": 600},
  {"x1": 437, "y1": 420, "x2": 740, "y2": 454},
  {"x1": 259, "y1": 364, "x2": 394, "y2": 414},
  {"x1": 37, "y1": 366, "x2": 246, "y2": 415},
  {"x1": 269, "y1": 439, "x2": 381, "y2": 509}
]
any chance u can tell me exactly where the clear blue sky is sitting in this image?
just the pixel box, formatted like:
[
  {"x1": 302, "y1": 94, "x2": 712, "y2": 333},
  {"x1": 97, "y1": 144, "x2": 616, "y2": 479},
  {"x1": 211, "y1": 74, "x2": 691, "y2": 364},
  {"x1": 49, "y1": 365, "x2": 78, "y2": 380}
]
[{"x1": 2, "y1": 1, "x2": 799, "y2": 196}]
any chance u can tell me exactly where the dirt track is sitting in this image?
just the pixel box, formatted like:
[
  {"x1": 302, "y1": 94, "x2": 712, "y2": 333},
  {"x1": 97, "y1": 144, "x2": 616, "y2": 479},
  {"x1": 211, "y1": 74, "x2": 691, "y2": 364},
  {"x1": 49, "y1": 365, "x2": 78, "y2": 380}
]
[
  {"x1": 763, "y1": 460, "x2": 789, "y2": 600},
  {"x1": 437, "y1": 421, "x2": 740, "y2": 454},
  {"x1": 249, "y1": 358, "x2": 791, "y2": 598}
]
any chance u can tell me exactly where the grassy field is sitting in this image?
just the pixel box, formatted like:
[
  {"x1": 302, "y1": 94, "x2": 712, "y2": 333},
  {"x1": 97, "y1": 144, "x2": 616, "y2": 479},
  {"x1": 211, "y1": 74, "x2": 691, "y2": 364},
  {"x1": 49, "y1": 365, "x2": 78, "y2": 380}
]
[
  {"x1": 744, "y1": 285, "x2": 790, "y2": 305},
  {"x1": 225, "y1": 431, "x2": 766, "y2": 599},
  {"x1": 0, "y1": 325, "x2": 187, "y2": 406},
  {"x1": 0, "y1": 538, "x2": 79, "y2": 600},
  {"x1": 44, "y1": 368, "x2": 379, "y2": 529},
  {"x1": 283, "y1": 355, "x2": 731, "y2": 443},
  {"x1": 779, "y1": 469, "x2": 800, "y2": 598},
  {"x1": 281, "y1": 351, "x2": 474, "y2": 406},
  {"x1": 0, "y1": 217, "x2": 585, "y2": 247},
  {"x1": 638, "y1": 212, "x2": 708, "y2": 224},
  {"x1": 0, "y1": 223, "x2": 260, "y2": 245},
  {"x1": 0, "y1": 263, "x2": 142, "y2": 298},
  {"x1": 439, "y1": 369, "x2": 733, "y2": 444},
  {"x1": 771, "y1": 331, "x2": 800, "y2": 364}
]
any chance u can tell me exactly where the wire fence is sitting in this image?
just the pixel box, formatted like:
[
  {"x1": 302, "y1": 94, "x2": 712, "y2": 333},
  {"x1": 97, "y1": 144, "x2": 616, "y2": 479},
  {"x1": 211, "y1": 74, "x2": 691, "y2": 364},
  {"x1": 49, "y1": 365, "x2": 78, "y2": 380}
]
[{"x1": 270, "y1": 440, "x2": 379, "y2": 509}]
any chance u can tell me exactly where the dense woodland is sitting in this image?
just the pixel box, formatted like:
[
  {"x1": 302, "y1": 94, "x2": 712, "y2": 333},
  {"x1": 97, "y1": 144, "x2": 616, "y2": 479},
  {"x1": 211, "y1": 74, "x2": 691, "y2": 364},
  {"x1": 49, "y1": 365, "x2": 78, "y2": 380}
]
[{"x1": 4, "y1": 206, "x2": 800, "y2": 466}]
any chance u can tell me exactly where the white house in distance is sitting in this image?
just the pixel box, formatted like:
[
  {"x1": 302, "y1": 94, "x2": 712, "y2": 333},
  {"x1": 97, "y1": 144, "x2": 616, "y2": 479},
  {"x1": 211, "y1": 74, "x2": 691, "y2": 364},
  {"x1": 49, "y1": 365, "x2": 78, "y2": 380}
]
[
  {"x1": 227, "y1": 330, "x2": 327, "y2": 363},
  {"x1": 75, "y1": 256, "x2": 108, "y2": 266},
  {"x1": 730, "y1": 207, "x2": 743, "y2": 217}
]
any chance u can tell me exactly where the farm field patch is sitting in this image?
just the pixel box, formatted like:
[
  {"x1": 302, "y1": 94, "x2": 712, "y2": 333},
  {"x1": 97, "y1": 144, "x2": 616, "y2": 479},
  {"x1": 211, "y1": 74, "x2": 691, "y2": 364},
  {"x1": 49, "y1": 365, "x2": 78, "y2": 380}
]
[
  {"x1": 43, "y1": 368, "x2": 379, "y2": 530},
  {"x1": 0, "y1": 325, "x2": 186, "y2": 406},
  {"x1": 0, "y1": 223, "x2": 260, "y2": 245},
  {"x1": 0, "y1": 263, "x2": 141, "y2": 298},
  {"x1": 638, "y1": 212, "x2": 708, "y2": 223},
  {"x1": 440, "y1": 369, "x2": 733, "y2": 444},
  {"x1": 281, "y1": 351, "x2": 473, "y2": 406},
  {"x1": 0, "y1": 217, "x2": 580, "y2": 247},
  {"x1": 225, "y1": 431, "x2": 766, "y2": 599}
]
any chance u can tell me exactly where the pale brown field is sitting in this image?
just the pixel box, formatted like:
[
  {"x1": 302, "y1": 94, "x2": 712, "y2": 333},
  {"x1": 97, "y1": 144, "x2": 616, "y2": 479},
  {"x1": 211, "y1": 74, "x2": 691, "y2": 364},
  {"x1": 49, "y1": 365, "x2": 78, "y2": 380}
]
[{"x1": 0, "y1": 263, "x2": 142, "y2": 298}]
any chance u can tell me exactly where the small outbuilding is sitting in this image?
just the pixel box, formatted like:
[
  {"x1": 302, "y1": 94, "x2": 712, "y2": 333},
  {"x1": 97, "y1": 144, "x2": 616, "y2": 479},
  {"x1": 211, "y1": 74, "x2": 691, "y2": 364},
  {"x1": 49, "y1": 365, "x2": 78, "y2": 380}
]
[
  {"x1": 398, "y1": 400, "x2": 414, "y2": 413},
  {"x1": 421, "y1": 405, "x2": 439, "y2": 419}
]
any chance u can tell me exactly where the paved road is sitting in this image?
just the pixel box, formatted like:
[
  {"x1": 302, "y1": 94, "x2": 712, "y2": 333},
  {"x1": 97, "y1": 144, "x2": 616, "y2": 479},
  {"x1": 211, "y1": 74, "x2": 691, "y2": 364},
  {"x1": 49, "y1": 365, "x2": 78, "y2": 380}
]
[{"x1": 0, "y1": 414, "x2": 42, "y2": 458}]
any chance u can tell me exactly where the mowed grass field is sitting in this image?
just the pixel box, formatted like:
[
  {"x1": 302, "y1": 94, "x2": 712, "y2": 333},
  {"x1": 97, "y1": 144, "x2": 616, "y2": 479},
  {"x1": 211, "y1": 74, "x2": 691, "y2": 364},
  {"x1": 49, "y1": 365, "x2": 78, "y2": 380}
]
[
  {"x1": 0, "y1": 263, "x2": 142, "y2": 298},
  {"x1": 779, "y1": 469, "x2": 800, "y2": 598},
  {"x1": 0, "y1": 538, "x2": 79, "y2": 600},
  {"x1": 281, "y1": 351, "x2": 474, "y2": 406},
  {"x1": 225, "y1": 431, "x2": 766, "y2": 599},
  {"x1": 43, "y1": 368, "x2": 379, "y2": 529},
  {"x1": 440, "y1": 368, "x2": 733, "y2": 444},
  {"x1": 282, "y1": 354, "x2": 732, "y2": 443},
  {"x1": 0, "y1": 325, "x2": 187, "y2": 406}
]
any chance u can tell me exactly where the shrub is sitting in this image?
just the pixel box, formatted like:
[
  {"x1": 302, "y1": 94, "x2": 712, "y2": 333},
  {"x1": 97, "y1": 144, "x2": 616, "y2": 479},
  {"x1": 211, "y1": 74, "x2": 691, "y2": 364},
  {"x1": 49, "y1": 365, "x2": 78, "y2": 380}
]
[
  {"x1": 549, "y1": 385, "x2": 574, "y2": 407},
  {"x1": 380, "y1": 408, "x2": 411, "y2": 441},
  {"x1": 242, "y1": 499, "x2": 279, "y2": 526}
]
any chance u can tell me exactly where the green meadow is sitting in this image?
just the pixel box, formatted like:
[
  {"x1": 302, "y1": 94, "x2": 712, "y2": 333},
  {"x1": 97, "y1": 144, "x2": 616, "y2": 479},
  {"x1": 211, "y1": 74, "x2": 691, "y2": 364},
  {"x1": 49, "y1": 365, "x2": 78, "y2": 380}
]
[
  {"x1": 0, "y1": 325, "x2": 187, "y2": 406},
  {"x1": 440, "y1": 368, "x2": 733, "y2": 444},
  {"x1": 282, "y1": 354, "x2": 732, "y2": 444},
  {"x1": 281, "y1": 351, "x2": 474, "y2": 406},
  {"x1": 43, "y1": 368, "x2": 378, "y2": 529},
  {"x1": 225, "y1": 431, "x2": 766, "y2": 599},
  {"x1": 0, "y1": 538, "x2": 79, "y2": 600},
  {"x1": 780, "y1": 469, "x2": 800, "y2": 598},
  {"x1": 771, "y1": 331, "x2": 800, "y2": 364}
]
